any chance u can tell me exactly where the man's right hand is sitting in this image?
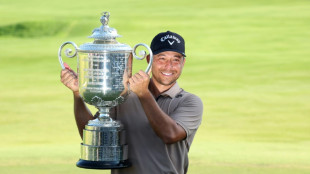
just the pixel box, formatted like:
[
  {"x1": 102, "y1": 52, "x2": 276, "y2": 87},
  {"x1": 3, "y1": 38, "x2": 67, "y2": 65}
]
[{"x1": 60, "y1": 63, "x2": 79, "y2": 95}]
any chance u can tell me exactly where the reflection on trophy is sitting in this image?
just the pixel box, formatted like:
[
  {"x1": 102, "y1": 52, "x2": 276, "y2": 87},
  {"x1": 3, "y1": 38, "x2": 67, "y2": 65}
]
[{"x1": 58, "y1": 12, "x2": 153, "y2": 169}]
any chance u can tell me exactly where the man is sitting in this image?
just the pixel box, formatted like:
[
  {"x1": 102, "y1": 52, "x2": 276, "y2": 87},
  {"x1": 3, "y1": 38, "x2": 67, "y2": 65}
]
[{"x1": 61, "y1": 31, "x2": 203, "y2": 174}]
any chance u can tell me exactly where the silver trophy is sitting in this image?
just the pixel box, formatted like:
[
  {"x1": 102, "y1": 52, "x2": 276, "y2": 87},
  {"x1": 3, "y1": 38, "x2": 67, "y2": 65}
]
[{"x1": 58, "y1": 12, "x2": 153, "y2": 169}]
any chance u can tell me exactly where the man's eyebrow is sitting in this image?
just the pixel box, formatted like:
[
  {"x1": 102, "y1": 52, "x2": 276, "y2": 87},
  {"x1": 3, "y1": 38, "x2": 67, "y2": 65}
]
[{"x1": 157, "y1": 53, "x2": 166, "y2": 56}]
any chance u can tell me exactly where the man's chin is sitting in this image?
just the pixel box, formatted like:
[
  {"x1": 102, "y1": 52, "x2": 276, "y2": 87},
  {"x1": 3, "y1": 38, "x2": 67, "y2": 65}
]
[{"x1": 160, "y1": 80, "x2": 176, "y2": 86}]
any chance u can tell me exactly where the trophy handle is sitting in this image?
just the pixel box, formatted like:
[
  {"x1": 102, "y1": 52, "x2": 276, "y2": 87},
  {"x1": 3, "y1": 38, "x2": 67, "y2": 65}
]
[
  {"x1": 58, "y1": 41, "x2": 79, "y2": 69},
  {"x1": 132, "y1": 43, "x2": 153, "y2": 74}
]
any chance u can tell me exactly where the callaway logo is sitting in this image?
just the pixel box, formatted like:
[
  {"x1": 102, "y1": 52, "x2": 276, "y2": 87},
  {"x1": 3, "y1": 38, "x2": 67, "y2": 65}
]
[
  {"x1": 161, "y1": 34, "x2": 181, "y2": 46},
  {"x1": 167, "y1": 40, "x2": 175, "y2": 45}
]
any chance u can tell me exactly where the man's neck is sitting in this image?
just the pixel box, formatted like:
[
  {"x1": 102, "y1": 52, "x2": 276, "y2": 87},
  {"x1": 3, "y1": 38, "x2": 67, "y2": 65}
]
[{"x1": 148, "y1": 78, "x2": 175, "y2": 98}]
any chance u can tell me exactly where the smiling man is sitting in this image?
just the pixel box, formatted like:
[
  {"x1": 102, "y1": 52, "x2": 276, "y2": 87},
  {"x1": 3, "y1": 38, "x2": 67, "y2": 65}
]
[
  {"x1": 60, "y1": 31, "x2": 203, "y2": 174},
  {"x1": 113, "y1": 31, "x2": 203, "y2": 174}
]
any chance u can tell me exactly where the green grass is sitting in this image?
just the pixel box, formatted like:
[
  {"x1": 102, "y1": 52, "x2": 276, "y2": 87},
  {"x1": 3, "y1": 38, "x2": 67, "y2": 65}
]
[{"x1": 0, "y1": 0, "x2": 310, "y2": 173}]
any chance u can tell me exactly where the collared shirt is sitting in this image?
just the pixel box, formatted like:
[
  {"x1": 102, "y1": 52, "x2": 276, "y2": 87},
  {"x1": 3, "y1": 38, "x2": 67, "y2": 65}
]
[{"x1": 112, "y1": 82, "x2": 203, "y2": 174}]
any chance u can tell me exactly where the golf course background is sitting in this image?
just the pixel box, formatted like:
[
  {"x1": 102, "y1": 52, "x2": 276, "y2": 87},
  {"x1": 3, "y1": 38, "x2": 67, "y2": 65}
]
[{"x1": 0, "y1": 0, "x2": 309, "y2": 173}]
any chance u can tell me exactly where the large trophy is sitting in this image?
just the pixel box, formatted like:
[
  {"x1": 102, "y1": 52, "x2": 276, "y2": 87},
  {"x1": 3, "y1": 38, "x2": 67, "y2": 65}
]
[{"x1": 58, "y1": 12, "x2": 153, "y2": 169}]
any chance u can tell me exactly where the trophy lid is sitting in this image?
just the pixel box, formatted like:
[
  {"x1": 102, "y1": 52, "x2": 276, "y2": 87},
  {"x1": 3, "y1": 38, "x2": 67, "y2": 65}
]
[
  {"x1": 79, "y1": 12, "x2": 132, "y2": 52},
  {"x1": 89, "y1": 12, "x2": 120, "y2": 40}
]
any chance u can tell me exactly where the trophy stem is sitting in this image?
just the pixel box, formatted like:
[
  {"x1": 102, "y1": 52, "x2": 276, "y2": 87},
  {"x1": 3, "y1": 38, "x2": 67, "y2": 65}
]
[{"x1": 98, "y1": 107, "x2": 112, "y2": 122}]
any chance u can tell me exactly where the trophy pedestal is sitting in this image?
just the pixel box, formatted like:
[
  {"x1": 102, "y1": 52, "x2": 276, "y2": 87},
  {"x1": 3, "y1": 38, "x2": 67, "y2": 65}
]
[{"x1": 77, "y1": 118, "x2": 130, "y2": 169}]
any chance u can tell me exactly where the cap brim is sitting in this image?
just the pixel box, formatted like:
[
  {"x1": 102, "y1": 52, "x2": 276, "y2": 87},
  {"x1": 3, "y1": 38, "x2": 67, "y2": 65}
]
[{"x1": 153, "y1": 48, "x2": 186, "y2": 57}]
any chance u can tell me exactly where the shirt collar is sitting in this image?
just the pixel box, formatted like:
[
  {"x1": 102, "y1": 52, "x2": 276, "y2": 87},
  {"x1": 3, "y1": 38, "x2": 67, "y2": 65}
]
[{"x1": 160, "y1": 82, "x2": 182, "y2": 98}]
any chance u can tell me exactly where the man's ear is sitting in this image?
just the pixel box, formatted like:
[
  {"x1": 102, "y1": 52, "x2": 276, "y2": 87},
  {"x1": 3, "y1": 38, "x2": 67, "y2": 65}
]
[
  {"x1": 146, "y1": 54, "x2": 150, "y2": 64},
  {"x1": 182, "y1": 57, "x2": 186, "y2": 66}
]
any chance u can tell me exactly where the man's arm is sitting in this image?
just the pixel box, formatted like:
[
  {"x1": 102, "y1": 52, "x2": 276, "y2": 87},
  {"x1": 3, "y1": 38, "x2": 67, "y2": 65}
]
[
  {"x1": 73, "y1": 92, "x2": 93, "y2": 138},
  {"x1": 129, "y1": 71, "x2": 186, "y2": 144},
  {"x1": 60, "y1": 63, "x2": 94, "y2": 139},
  {"x1": 138, "y1": 92, "x2": 186, "y2": 144}
]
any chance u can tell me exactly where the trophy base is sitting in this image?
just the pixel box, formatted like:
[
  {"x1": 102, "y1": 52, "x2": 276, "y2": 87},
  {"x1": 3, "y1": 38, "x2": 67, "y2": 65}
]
[{"x1": 76, "y1": 159, "x2": 131, "y2": 169}]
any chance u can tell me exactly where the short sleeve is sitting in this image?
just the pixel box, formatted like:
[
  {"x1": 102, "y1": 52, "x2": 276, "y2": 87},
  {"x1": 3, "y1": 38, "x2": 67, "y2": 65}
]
[{"x1": 169, "y1": 93, "x2": 203, "y2": 144}]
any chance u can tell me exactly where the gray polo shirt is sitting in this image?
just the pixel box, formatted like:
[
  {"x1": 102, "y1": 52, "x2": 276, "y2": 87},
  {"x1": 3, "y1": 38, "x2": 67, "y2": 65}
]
[{"x1": 111, "y1": 82, "x2": 203, "y2": 174}]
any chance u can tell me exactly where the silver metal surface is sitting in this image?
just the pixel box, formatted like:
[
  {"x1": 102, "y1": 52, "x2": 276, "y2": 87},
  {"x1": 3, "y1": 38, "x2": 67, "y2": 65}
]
[
  {"x1": 58, "y1": 11, "x2": 153, "y2": 167},
  {"x1": 83, "y1": 121, "x2": 125, "y2": 146},
  {"x1": 78, "y1": 52, "x2": 130, "y2": 108},
  {"x1": 89, "y1": 12, "x2": 121, "y2": 40},
  {"x1": 58, "y1": 41, "x2": 78, "y2": 70},
  {"x1": 81, "y1": 144, "x2": 128, "y2": 161},
  {"x1": 132, "y1": 43, "x2": 153, "y2": 74}
]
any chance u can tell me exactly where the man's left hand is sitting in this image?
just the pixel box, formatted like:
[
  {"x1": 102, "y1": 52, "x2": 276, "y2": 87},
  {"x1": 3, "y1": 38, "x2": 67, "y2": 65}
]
[{"x1": 129, "y1": 70, "x2": 150, "y2": 98}]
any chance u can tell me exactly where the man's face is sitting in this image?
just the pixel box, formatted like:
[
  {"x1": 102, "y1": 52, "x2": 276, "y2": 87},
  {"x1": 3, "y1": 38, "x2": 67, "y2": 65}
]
[{"x1": 151, "y1": 51, "x2": 185, "y2": 86}]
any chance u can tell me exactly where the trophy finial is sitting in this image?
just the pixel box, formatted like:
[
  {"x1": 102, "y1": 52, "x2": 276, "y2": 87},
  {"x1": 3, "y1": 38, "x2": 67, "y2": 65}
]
[
  {"x1": 100, "y1": 12, "x2": 110, "y2": 26},
  {"x1": 89, "y1": 11, "x2": 121, "y2": 40}
]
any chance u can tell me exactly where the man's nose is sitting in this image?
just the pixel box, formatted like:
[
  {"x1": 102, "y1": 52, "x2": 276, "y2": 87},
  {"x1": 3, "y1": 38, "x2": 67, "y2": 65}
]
[{"x1": 164, "y1": 60, "x2": 173, "y2": 68}]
